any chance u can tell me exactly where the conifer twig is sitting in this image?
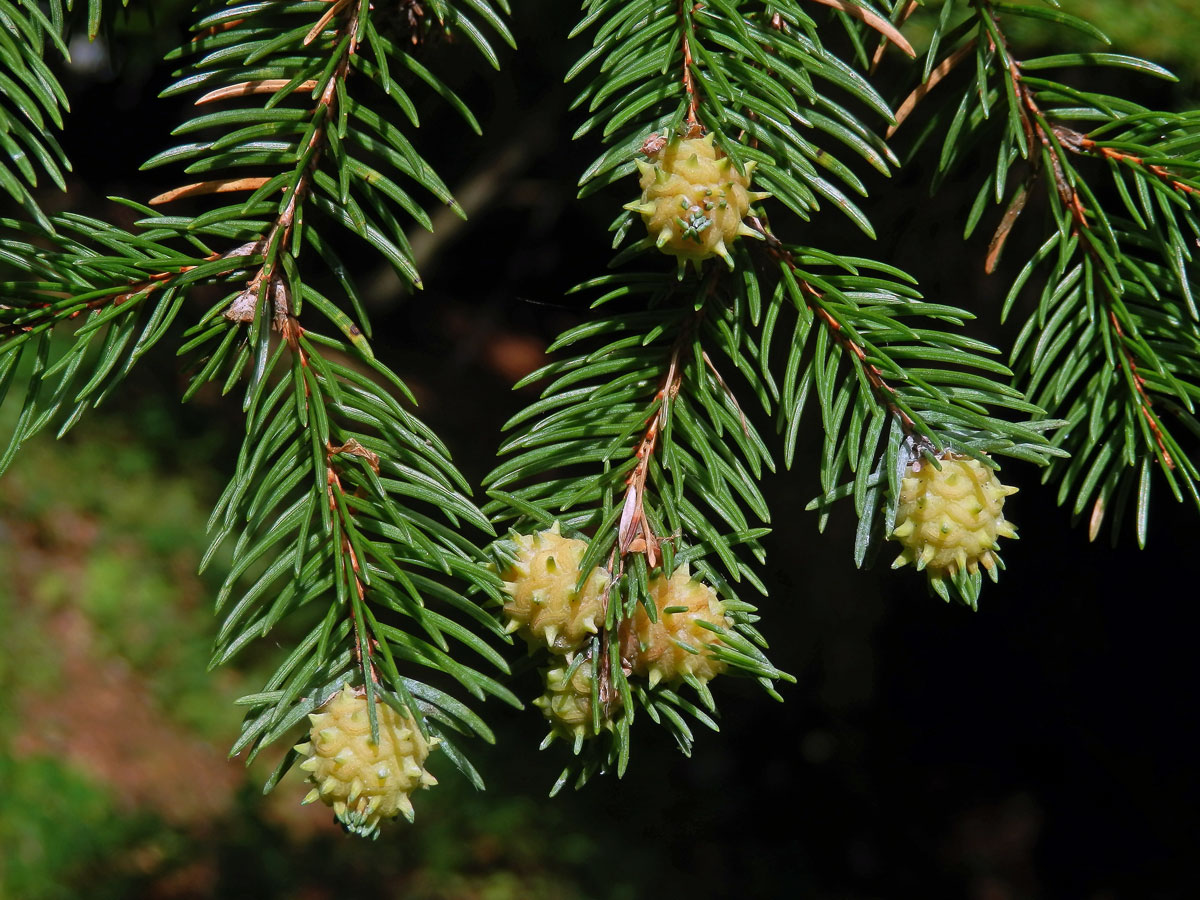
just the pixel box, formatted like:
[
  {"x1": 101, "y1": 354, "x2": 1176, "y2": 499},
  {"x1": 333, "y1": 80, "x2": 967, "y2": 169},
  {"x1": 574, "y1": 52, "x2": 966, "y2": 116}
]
[
  {"x1": 222, "y1": 0, "x2": 367, "y2": 326},
  {"x1": 749, "y1": 216, "x2": 916, "y2": 434},
  {"x1": 677, "y1": 0, "x2": 702, "y2": 135},
  {"x1": 1058, "y1": 129, "x2": 1200, "y2": 198},
  {"x1": 896, "y1": 0, "x2": 1200, "y2": 539},
  {"x1": 992, "y1": 15, "x2": 1178, "y2": 469}
]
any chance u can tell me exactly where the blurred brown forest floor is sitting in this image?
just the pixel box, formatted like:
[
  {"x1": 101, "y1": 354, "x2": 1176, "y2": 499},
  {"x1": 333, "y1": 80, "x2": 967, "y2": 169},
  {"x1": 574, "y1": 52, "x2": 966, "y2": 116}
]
[{"x1": 3, "y1": 2, "x2": 1200, "y2": 899}]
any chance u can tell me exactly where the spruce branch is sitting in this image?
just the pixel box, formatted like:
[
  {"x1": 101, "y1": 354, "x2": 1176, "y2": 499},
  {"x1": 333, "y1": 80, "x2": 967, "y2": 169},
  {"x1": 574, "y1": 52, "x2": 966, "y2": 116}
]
[
  {"x1": 0, "y1": 215, "x2": 255, "y2": 471},
  {"x1": 486, "y1": 260, "x2": 791, "y2": 789},
  {"x1": 571, "y1": 0, "x2": 902, "y2": 228},
  {"x1": 891, "y1": 0, "x2": 1200, "y2": 544},
  {"x1": 0, "y1": 0, "x2": 519, "y2": 831},
  {"x1": 488, "y1": 0, "x2": 1044, "y2": 783},
  {"x1": 755, "y1": 227, "x2": 1057, "y2": 605},
  {"x1": 138, "y1": 0, "x2": 522, "y2": 809},
  {"x1": 754, "y1": 223, "x2": 917, "y2": 435},
  {"x1": 4, "y1": 0, "x2": 1197, "y2": 843},
  {"x1": 0, "y1": 2, "x2": 75, "y2": 230},
  {"x1": 560, "y1": 0, "x2": 1055, "y2": 615},
  {"x1": 145, "y1": 0, "x2": 512, "y2": 311},
  {"x1": 206, "y1": 314, "x2": 518, "y2": 781},
  {"x1": 0, "y1": 1, "x2": 182, "y2": 228}
]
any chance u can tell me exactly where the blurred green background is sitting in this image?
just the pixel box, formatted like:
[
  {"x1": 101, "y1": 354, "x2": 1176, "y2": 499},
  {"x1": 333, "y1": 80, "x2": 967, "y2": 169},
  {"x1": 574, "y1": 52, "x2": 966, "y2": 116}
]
[{"x1": 3, "y1": 2, "x2": 1200, "y2": 898}]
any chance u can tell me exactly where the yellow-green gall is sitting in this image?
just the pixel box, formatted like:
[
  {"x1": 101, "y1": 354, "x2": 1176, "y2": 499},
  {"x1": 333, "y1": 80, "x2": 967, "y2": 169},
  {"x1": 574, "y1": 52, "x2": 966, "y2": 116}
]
[
  {"x1": 294, "y1": 684, "x2": 437, "y2": 838},
  {"x1": 532, "y1": 655, "x2": 617, "y2": 750},
  {"x1": 625, "y1": 132, "x2": 769, "y2": 274},
  {"x1": 500, "y1": 523, "x2": 608, "y2": 654},
  {"x1": 631, "y1": 564, "x2": 730, "y2": 687},
  {"x1": 890, "y1": 454, "x2": 1018, "y2": 581}
]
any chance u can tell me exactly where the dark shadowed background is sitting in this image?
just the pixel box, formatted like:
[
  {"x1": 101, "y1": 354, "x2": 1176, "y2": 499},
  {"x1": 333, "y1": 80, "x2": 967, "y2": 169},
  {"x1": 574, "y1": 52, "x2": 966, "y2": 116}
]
[{"x1": 2, "y1": 2, "x2": 1198, "y2": 898}]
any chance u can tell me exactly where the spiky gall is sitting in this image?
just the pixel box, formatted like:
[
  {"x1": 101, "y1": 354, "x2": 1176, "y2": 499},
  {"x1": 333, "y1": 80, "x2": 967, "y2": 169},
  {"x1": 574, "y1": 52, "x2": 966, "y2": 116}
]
[
  {"x1": 625, "y1": 133, "x2": 770, "y2": 275},
  {"x1": 630, "y1": 564, "x2": 731, "y2": 686},
  {"x1": 294, "y1": 684, "x2": 437, "y2": 838},
  {"x1": 890, "y1": 453, "x2": 1018, "y2": 591},
  {"x1": 499, "y1": 523, "x2": 608, "y2": 654}
]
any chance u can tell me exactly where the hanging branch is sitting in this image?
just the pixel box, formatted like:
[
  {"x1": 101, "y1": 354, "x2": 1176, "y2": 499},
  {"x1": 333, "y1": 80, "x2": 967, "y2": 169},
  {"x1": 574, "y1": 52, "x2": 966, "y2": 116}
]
[
  {"x1": 0, "y1": 0, "x2": 519, "y2": 828},
  {"x1": 0, "y1": 216, "x2": 264, "y2": 473},
  {"x1": 483, "y1": 0, "x2": 1059, "y2": 790},
  {"x1": 890, "y1": 0, "x2": 1200, "y2": 545},
  {"x1": 148, "y1": 1, "x2": 522, "y2": 798}
]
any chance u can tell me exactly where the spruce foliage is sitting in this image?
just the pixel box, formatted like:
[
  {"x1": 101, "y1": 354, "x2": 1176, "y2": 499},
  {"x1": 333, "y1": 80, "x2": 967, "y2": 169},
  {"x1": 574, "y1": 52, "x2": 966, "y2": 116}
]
[
  {"x1": 1, "y1": 0, "x2": 518, "y2": 813},
  {"x1": 891, "y1": 0, "x2": 1200, "y2": 547},
  {"x1": 1, "y1": 0, "x2": 1197, "y2": 829}
]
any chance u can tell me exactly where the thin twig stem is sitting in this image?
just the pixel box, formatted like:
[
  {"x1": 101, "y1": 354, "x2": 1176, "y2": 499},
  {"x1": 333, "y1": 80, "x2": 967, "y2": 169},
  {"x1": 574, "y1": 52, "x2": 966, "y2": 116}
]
[
  {"x1": 750, "y1": 217, "x2": 916, "y2": 434},
  {"x1": 1108, "y1": 311, "x2": 1176, "y2": 469},
  {"x1": 229, "y1": 0, "x2": 365, "y2": 325},
  {"x1": 1062, "y1": 130, "x2": 1200, "y2": 198},
  {"x1": 678, "y1": 0, "x2": 702, "y2": 135}
]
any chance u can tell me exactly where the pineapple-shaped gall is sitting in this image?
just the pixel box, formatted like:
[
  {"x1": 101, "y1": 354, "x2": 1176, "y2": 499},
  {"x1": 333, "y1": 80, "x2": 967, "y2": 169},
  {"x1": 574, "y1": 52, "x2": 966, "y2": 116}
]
[
  {"x1": 532, "y1": 655, "x2": 618, "y2": 748},
  {"x1": 890, "y1": 454, "x2": 1018, "y2": 583},
  {"x1": 499, "y1": 523, "x2": 608, "y2": 654},
  {"x1": 625, "y1": 132, "x2": 770, "y2": 273},
  {"x1": 295, "y1": 685, "x2": 437, "y2": 838},
  {"x1": 631, "y1": 564, "x2": 731, "y2": 687}
]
